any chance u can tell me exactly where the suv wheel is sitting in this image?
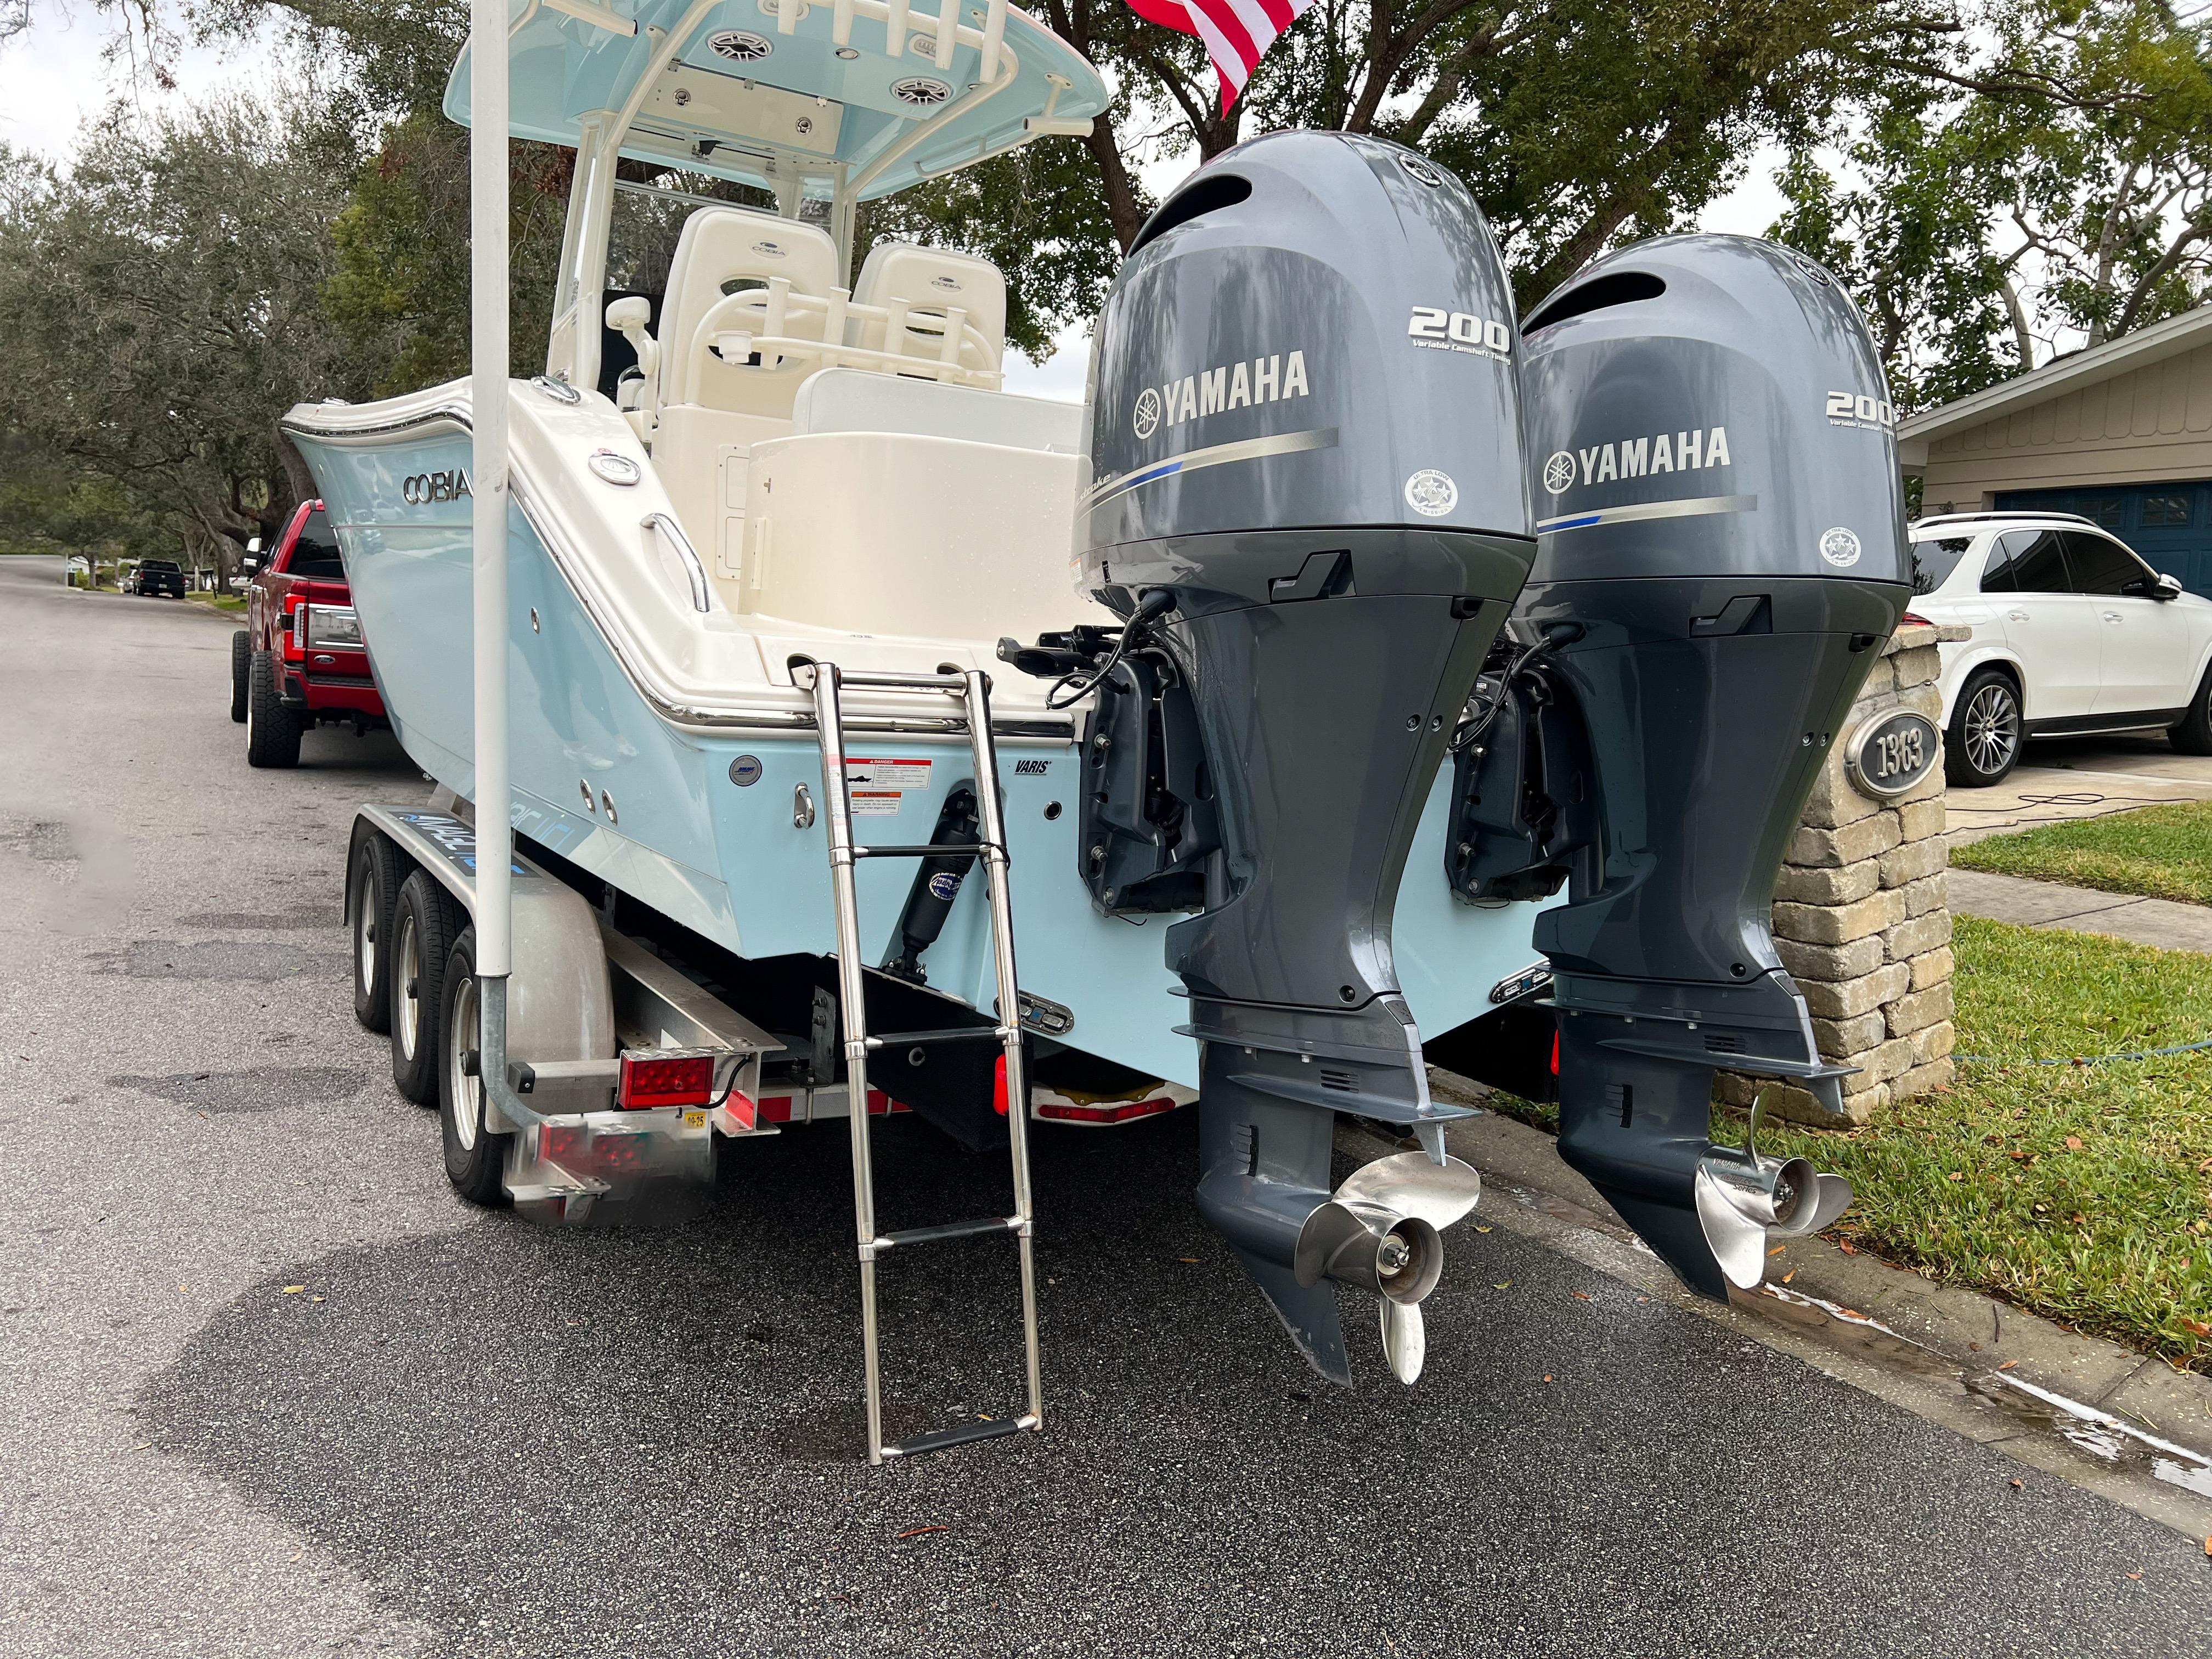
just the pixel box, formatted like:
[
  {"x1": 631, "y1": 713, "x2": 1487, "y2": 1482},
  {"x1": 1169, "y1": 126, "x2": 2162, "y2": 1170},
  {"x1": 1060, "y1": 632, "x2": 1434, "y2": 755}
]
[
  {"x1": 229, "y1": 630, "x2": 251, "y2": 723},
  {"x1": 439, "y1": 927, "x2": 513, "y2": 1206},
  {"x1": 390, "y1": 870, "x2": 460, "y2": 1105},
  {"x1": 245, "y1": 651, "x2": 303, "y2": 769},
  {"x1": 2169, "y1": 664, "x2": 2212, "y2": 756},
  {"x1": 1947, "y1": 668, "x2": 2022, "y2": 787}
]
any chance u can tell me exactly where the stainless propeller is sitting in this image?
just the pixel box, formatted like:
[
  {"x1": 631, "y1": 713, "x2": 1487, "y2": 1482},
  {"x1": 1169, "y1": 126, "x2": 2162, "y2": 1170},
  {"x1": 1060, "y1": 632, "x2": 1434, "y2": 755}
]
[
  {"x1": 1692, "y1": 1091, "x2": 1853, "y2": 1290},
  {"x1": 1292, "y1": 1149, "x2": 1483, "y2": 1384}
]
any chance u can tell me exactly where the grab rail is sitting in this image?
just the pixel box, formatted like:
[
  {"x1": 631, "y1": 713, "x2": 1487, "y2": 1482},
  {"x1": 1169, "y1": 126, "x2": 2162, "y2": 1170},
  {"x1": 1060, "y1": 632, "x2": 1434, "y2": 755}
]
[{"x1": 642, "y1": 512, "x2": 712, "y2": 613}]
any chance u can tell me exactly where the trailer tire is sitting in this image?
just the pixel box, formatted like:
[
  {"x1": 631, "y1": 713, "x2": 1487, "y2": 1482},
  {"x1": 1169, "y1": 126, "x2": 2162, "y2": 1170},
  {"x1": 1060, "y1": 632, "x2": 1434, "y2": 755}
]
[
  {"x1": 438, "y1": 927, "x2": 512, "y2": 1206},
  {"x1": 245, "y1": 651, "x2": 302, "y2": 769},
  {"x1": 229, "y1": 630, "x2": 250, "y2": 723},
  {"x1": 390, "y1": 870, "x2": 459, "y2": 1105},
  {"x1": 349, "y1": 833, "x2": 403, "y2": 1034}
]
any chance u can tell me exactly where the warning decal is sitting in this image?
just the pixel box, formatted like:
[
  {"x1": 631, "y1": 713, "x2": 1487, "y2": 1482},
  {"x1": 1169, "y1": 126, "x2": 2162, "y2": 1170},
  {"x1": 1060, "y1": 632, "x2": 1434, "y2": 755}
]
[
  {"x1": 846, "y1": 757, "x2": 931, "y2": 789},
  {"x1": 849, "y1": 791, "x2": 902, "y2": 816}
]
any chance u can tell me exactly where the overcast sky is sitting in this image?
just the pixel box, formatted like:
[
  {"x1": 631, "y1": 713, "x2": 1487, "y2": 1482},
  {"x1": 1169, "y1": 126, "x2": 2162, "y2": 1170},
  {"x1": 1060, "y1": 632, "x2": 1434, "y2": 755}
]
[{"x1": 0, "y1": 12, "x2": 1792, "y2": 403}]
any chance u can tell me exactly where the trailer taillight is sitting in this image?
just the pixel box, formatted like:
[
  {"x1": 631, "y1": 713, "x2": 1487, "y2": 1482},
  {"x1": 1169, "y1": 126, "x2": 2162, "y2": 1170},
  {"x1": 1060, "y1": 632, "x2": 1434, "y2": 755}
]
[
  {"x1": 1034, "y1": 1094, "x2": 1179, "y2": 1125},
  {"x1": 617, "y1": 1049, "x2": 717, "y2": 1109}
]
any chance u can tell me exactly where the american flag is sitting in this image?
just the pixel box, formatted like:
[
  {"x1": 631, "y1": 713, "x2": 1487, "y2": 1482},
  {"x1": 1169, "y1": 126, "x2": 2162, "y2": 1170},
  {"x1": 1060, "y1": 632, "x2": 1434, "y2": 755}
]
[{"x1": 1126, "y1": 0, "x2": 1314, "y2": 112}]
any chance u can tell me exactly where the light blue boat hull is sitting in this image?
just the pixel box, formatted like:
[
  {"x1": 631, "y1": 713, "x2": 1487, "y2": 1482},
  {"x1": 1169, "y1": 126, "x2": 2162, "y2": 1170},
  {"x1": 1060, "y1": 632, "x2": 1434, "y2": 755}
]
[{"x1": 292, "y1": 421, "x2": 1551, "y2": 1091}]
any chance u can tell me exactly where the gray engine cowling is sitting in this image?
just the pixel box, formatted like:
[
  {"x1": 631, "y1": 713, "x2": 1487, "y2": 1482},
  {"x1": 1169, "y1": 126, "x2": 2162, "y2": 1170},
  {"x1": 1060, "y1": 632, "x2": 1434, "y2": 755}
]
[
  {"x1": 1446, "y1": 234, "x2": 1908, "y2": 1299},
  {"x1": 1042, "y1": 132, "x2": 1534, "y2": 1384}
]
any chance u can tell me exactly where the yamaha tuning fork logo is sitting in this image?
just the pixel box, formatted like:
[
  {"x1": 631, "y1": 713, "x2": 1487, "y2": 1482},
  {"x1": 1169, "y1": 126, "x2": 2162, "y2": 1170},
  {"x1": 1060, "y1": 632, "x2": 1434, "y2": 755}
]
[
  {"x1": 1132, "y1": 387, "x2": 1162, "y2": 439},
  {"x1": 1541, "y1": 452, "x2": 1578, "y2": 495},
  {"x1": 1131, "y1": 352, "x2": 1310, "y2": 438}
]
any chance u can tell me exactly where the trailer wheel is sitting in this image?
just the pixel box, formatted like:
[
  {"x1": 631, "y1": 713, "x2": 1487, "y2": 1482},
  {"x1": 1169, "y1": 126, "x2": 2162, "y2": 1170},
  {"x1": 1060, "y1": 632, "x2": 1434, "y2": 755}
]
[
  {"x1": 390, "y1": 870, "x2": 458, "y2": 1105},
  {"x1": 229, "y1": 630, "x2": 250, "y2": 723},
  {"x1": 348, "y1": 833, "x2": 403, "y2": 1034},
  {"x1": 439, "y1": 927, "x2": 512, "y2": 1206},
  {"x1": 245, "y1": 651, "x2": 302, "y2": 769}
]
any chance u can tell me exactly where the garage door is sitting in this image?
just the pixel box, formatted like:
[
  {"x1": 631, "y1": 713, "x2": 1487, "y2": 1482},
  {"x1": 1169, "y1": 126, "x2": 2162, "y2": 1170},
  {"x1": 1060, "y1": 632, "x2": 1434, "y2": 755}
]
[{"x1": 1994, "y1": 482, "x2": 2212, "y2": 597}]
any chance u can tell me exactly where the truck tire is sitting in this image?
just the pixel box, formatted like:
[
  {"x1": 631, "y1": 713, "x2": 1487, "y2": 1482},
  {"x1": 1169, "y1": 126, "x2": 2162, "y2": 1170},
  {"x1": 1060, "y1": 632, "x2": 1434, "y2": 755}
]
[
  {"x1": 348, "y1": 833, "x2": 403, "y2": 1034},
  {"x1": 390, "y1": 870, "x2": 459, "y2": 1105},
  {"x1": 2168, "y1": 664, "x2": 2212, "y2": 756},
  {"x1": 229, "y1": 630, "x2": 250, "y2": 723},
  {"x1": 1945, "y1": 667, "x2": 2022, "y2": 788},
  {"x1": 245, "y1": 650, "x2": 303, "y2": 769},
  {"x1": 438, "y1": 927, "x2": 512, "y2": 1206}
]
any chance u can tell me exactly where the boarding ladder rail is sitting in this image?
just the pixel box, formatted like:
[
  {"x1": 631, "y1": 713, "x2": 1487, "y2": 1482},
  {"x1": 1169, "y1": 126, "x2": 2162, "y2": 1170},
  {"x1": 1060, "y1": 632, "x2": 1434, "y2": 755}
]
[{"x1": 798, "y1": 660, "x2": 1044, "y2": 1464}]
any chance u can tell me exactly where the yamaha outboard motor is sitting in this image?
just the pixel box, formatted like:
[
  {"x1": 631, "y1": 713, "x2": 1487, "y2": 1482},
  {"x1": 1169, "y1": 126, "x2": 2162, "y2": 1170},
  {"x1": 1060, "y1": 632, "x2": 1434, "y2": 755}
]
[
  {"x1": 1013, "y1": 133, "x2": 1532, "y2": 1383},
  {"x1": 1448, "y1": 234, "x2": 1909, "y2": 1299}
]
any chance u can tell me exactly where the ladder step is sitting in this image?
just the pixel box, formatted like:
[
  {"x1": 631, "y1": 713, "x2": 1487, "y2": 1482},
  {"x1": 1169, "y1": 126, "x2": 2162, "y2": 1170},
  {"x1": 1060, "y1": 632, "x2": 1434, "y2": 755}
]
[
  {"x1": 853, "y1": 842, "x2": 991, "y2": 859},
  {"x1": 870, "y1": 1026, "x2": 1007, "y2": 1049},
  {"x1": 885, "y1": 1415, "x2": 1037, "y2": 1459},
  {"x1": 835, "y1": 669, "x2": 971, "y2": 691},
  {"x1": 876, "y1": 1215, "x2": 1021, "y2": 1249}
]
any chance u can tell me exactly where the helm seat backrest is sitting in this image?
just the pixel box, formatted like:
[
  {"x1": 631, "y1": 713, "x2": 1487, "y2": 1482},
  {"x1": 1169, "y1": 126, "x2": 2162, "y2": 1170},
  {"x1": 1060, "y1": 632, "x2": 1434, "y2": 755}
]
[
  {"x1": 849, "y1": 241, "x2": 1007, "y2": 377},
  {"x1": 659, "y1": 206, "x2": 841, "y2": 417}
]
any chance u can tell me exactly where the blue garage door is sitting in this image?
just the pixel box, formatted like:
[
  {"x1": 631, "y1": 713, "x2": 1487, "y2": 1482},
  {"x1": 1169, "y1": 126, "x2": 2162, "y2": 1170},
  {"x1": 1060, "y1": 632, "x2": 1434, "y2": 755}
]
[{"x1": 1993, "y1": 481, "x2": 2212, "y2": 597}]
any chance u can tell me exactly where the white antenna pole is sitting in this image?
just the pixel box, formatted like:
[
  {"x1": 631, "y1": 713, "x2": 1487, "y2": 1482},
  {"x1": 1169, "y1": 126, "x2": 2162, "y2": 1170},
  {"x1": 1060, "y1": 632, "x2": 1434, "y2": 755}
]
[{"x1": 471, "y1": 0, "x2": 514, "y2": 979}]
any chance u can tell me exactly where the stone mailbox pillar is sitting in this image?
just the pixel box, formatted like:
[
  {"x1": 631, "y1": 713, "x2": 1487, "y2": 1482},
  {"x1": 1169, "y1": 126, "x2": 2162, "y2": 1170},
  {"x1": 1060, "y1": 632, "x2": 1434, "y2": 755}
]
[{"x1": 1718, "y1": 620, "x2": 1969, "y2": 1127}]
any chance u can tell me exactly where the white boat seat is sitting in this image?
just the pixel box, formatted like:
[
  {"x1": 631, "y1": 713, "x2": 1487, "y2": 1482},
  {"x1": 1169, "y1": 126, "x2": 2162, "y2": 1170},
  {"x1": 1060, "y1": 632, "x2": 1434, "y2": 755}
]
[
  {"x1": 847, "y1": 241, "x2": 1006, "y2": 380},
  {"x1": 657, "y1": 206, "x2": 842, "y2": 420},
  {"x1": 792, "y1": 368, "x2": 1082, "y2": 453}
]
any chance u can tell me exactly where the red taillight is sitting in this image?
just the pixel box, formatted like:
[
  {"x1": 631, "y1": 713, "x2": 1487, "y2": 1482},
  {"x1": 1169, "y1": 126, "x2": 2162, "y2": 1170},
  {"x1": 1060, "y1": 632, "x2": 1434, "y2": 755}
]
[
  {"x1": 283, "y1": 594, "x2": 306, "y2": 655},
  {"x1": 1035, "y1": 1094, "x2": 1180, "y2": 1125},
  {"x1": 617, "y1": 1050, "x2": 716, "y2": 1109},
  {"x1": 993, "y1": 1054, "x2": 1009, "y2": 1117},
  {"x1": 1900, "y1": 611, "x2": 1934, "y2": 628},
  {"x1": 1549, "y1": 1030, "x2": 1560, "y2": 1076}
]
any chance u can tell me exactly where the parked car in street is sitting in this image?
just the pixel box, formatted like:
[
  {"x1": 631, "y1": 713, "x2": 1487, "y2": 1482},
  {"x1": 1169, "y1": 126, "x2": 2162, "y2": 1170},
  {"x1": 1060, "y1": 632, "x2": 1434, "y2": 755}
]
[
  {"x1": 230, "y1": 500, "x2": 387, "y2": 767},
  {"x1": 125, "y1": 558, "x2": 187, "y2": 599},
  {"x1": 1909, "y1": 510, "x2": 2212, "y2": 785}
]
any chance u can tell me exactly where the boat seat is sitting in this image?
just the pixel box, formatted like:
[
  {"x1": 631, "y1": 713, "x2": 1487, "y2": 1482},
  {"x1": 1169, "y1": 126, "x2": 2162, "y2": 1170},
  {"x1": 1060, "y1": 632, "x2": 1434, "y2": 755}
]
[
  {"x1": 658, "y1": 206, "x2": 842, "y2": 420},
  {"x1": 847, "y1": 241, "x2": 1006, "y2": 381},
  {"x1": 792, "y1": 368, "x2": 1082, "y2": 453}
]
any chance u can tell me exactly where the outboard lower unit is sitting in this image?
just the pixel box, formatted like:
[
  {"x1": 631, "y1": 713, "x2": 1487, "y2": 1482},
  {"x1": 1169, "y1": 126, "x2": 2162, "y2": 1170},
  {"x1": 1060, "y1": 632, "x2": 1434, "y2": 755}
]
[
  {"x1": 1449, "y1": 235, "x2": 1910, "y2": 1299},
  {"x1": 1022, "y1": 133, "x2": 1536, "y2": 1383}
]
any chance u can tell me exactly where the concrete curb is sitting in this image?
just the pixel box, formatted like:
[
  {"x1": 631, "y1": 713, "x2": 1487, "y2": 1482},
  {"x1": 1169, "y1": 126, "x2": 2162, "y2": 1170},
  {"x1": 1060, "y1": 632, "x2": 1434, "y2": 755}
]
[{"x1": 1425, "y1": 1073, "x2": 2212, "y2": 1463}]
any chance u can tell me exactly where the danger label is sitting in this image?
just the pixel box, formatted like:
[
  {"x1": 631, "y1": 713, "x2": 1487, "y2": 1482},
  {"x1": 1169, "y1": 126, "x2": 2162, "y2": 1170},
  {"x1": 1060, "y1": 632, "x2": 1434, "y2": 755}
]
[
  {"x1": 846, "y1": 757, "x2": 931, "y2": 789},
  {"x1": 849, "y1": 791, "x2": 902, "y2": 816}
]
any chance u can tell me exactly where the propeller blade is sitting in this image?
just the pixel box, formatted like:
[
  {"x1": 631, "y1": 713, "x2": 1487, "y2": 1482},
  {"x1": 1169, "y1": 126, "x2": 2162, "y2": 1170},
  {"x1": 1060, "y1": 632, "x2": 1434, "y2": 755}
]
[
  {"x1": 1380, "y1": 1296, "x2": 1426, "y2": 1385},
  {"x1": 1802, "y1": 1171, "x2": 1853, "y2": 1235},
  {"x1": 1334, "y1": 1150, "x2": 1483, "y2": 1232},
  {"x1": 1235, "y1": 1248, "x2": 1350, "y2": 1386},
  {"x1": 1692, "y1": 1164, "x2": 1771, "y2": 1290}
]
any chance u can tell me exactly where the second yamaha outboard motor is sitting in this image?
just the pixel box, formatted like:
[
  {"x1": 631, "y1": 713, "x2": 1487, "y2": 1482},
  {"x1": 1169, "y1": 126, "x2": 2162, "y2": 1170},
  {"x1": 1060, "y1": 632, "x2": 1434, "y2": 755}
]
[
  {"x1": 1015, "y1": 133, "x2": 1532, "y2": 1383},
  {"x1": 1449, "y1": 235, "x2": 1909, "y2": 1299}
]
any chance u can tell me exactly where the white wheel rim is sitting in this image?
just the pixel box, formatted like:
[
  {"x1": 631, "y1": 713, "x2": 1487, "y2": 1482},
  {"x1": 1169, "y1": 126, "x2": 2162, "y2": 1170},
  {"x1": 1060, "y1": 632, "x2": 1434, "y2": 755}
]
[
  {"x1": 396, "y1": 911, "x2": 421, "y2": 1059},
  {"x1": 1963, "y1": 684, "x2": 2018, "y2": 776},
  {"x1": 447, "y1": 973, "x2": 481, "y2": 1151},
  {"x1": 354, "y1": 868, "x2": 378, "y2": 996}
]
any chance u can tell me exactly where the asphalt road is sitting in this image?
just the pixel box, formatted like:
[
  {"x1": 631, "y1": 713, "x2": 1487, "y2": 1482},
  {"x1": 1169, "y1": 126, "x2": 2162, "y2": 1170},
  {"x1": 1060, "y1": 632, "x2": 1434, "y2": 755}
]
[{"x1": 3, "y1": 554, "x2": 2208, "y2": 1658}]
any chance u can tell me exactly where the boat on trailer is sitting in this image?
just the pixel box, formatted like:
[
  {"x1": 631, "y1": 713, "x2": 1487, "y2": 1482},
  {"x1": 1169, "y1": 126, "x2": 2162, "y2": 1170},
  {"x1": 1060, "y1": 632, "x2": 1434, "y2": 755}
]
[{"x1": 287, "y1": 0, "x2": 1898, "y2": 1463}]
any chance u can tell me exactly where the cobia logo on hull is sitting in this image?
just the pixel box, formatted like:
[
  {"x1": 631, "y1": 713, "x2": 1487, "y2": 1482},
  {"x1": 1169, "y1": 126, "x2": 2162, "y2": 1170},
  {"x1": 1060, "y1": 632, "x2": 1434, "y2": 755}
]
[
  {"x1": 402, "y1": 469, "x2": 474, "y2": 505},
  {"x1": 1133, "y1": 351, "x2": 1310, "y2": 438},
  {"x1": 1542, "y1": 427, "x2": 1731, "y2": 495}
]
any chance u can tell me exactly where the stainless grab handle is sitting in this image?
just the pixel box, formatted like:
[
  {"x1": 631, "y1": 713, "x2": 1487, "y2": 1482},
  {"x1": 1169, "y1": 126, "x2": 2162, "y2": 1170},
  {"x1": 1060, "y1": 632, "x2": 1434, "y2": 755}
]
[{"x1": 642, "y1": 511, "x2": 712, "y2": 613}]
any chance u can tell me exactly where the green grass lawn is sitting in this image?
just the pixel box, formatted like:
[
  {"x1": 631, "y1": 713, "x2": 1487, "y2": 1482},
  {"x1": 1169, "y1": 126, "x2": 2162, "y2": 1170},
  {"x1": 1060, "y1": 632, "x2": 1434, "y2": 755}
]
[
  {"x1": 1951, "y1": 799, "x2": 2212, "y2": 906},
  {"x1": 188, "y1": 591, "x2": 246, "y2": 614},
  {"x1": 1486, "y1": 916, "x2": 2212, "y2": 1371}
]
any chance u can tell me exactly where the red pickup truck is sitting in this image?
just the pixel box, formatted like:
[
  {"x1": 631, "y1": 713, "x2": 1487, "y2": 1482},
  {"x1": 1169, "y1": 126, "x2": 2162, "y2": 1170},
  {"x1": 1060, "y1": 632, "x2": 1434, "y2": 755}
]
[{"x1": 229, "y1": 500, "x2": 387, "y2": 768}]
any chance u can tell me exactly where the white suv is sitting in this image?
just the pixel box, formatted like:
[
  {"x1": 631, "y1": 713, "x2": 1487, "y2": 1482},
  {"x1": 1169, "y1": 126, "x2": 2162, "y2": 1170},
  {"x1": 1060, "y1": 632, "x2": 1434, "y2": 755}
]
[{"x1": 1907, "y1": 512, "x2": 2212, "y2": 786}]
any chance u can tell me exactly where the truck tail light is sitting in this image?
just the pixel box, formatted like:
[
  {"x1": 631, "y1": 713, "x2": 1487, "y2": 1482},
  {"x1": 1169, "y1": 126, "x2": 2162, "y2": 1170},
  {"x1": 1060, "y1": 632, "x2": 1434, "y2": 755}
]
[{"x1": 617, "y1": 1049, "x2": 717, "y2": 1109}]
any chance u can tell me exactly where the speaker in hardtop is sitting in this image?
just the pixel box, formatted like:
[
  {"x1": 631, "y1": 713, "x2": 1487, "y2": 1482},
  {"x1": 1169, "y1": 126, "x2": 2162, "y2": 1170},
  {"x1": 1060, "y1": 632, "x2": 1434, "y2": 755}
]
[
  {"x1": 1445, "y1": 233, "x2": 1910, "y2": 1299},
  {"x1": 1007, "y1": 131, "x2": 1533, "y2": 1382}
]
